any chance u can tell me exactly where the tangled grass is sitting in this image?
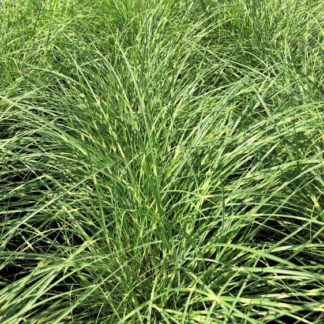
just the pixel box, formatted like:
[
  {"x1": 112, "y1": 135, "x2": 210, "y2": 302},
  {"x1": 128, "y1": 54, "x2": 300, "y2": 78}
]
[{"x1": 0, "y1": 0, "x2": 323, "y2": 322}]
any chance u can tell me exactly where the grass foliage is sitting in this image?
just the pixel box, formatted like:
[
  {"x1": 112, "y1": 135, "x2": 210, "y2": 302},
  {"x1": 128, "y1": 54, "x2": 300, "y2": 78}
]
[{"x1": 0, "y1": 0, "x2": 323, "y2": 322}]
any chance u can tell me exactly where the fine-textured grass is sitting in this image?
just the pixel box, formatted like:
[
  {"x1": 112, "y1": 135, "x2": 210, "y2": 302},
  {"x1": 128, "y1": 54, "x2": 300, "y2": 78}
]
[{"x1": 0, "y1": 0, "x2": 323, "y2": 322}]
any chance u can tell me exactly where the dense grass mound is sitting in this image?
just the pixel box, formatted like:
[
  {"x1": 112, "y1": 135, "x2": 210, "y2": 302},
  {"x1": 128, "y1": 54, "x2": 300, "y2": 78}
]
[{"x1": 0, "y1": 0, "x2": 323, "y2": 322}]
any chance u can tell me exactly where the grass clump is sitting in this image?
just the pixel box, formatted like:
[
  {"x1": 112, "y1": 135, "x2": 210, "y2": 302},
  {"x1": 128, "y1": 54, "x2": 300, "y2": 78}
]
[{"x1": 0, "y1": 0, "x2": 323, "y2": 322}]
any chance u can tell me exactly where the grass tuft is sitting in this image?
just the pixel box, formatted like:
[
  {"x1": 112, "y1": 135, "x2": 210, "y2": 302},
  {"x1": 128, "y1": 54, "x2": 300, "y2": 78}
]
[{"x1": 1, "y1": 0, "x2": 323, "y2": 322}]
